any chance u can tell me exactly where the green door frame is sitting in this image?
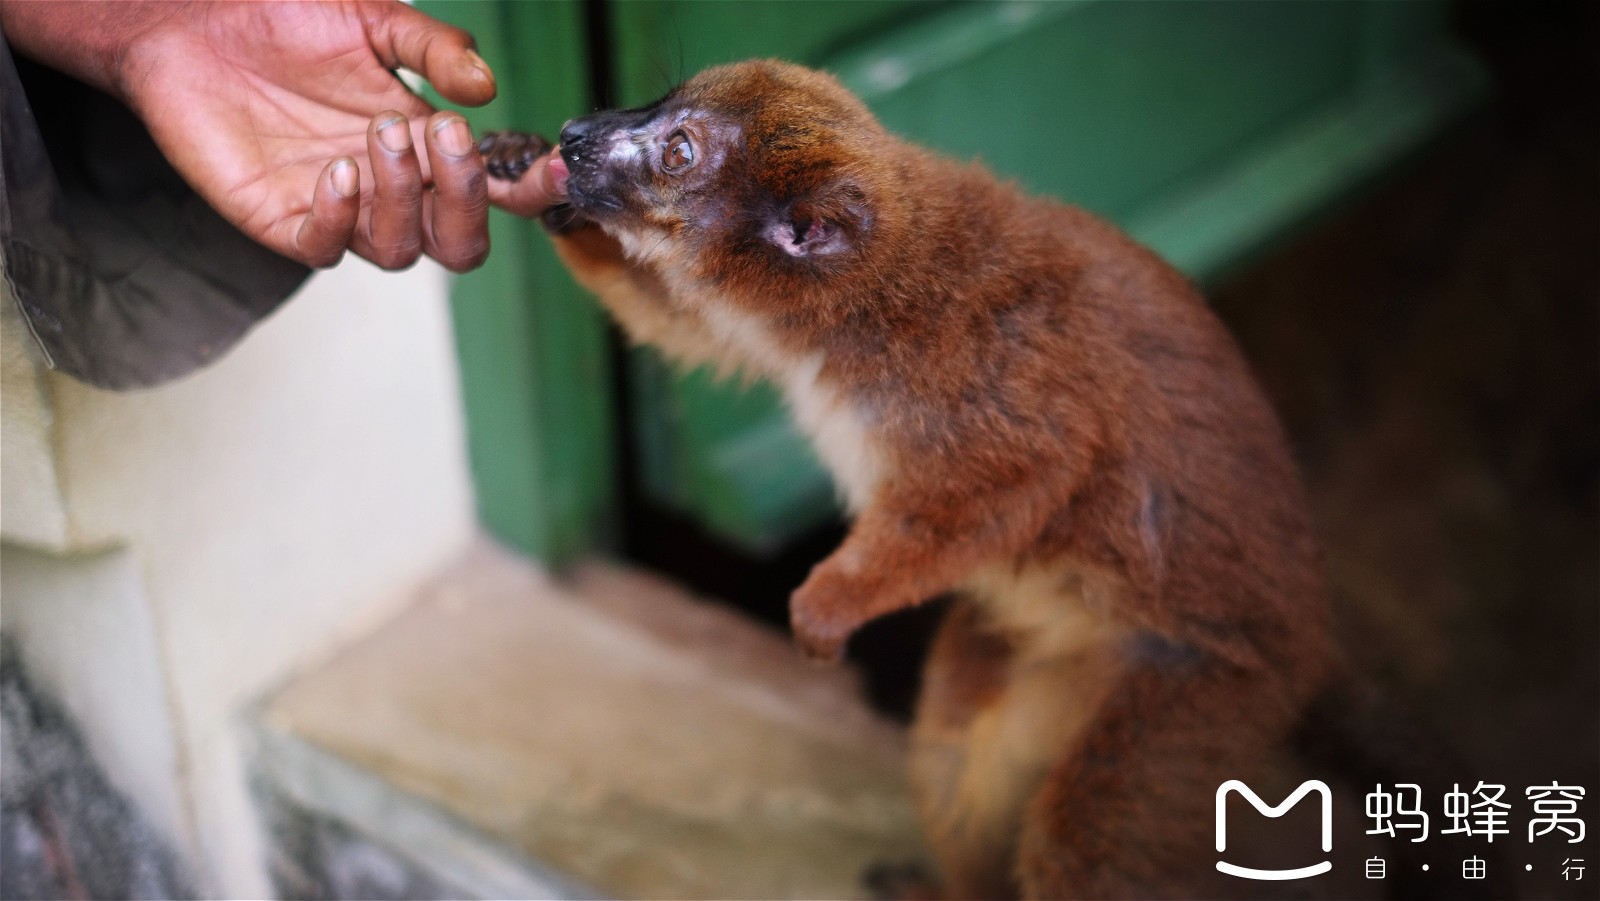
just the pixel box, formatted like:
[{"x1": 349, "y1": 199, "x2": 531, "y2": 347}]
[{"x1": 419, "y1": 0, "x2": 618, "y2": 565}]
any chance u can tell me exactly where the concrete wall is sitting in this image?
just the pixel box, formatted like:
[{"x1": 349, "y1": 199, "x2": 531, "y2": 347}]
[{"x1": 1, "y1": 256, "x2": 477, "y2": 897}]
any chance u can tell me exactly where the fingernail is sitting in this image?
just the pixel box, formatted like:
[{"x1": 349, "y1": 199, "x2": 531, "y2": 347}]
[
  {"x1": 377, "y1": 116, "x2": 411, "y2": 153},
  {"x1": 331, "y1": 159, "x2": 358, "y2": 197},
  {"x1": 435, "y1": 117, "x2": 472, "y2": 157},
  {"x1": 464, "y1": 49, "x2": 493, "y2": 83}
]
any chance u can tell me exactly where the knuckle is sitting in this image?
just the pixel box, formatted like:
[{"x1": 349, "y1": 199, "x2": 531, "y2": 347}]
[
  {"x1": 372, "y1": 159, "x2": 424, "y2": 196},
  {"x1": 380, "y1": 167, "x2": 426, "y2": 195},
  {"x1": 441, "y1": 166, "x2": 488, "y2": 202}
]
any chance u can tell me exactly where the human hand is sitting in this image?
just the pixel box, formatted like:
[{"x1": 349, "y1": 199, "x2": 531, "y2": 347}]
[{"x1": 2, "y1": 1, "x2": 567, "y2": 271}]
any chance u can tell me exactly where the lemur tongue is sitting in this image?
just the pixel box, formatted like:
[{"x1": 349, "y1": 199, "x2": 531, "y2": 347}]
[{"x1": 548, "y1": 151, "x2": 571, "y2": 196}]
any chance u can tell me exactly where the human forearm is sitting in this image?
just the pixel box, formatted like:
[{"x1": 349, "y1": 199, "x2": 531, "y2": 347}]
[{"x1": 0, "y1": 0, "x2": 182, "y2": 100}]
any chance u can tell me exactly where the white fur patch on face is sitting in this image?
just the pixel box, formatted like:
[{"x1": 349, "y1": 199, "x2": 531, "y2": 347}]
[{"x1": 607, "y1": 130, "x2": 648, "y2": 165}]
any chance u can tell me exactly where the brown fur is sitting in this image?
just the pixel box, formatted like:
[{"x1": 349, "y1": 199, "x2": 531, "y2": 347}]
[{"x1": 488, "y1": 60, "x2": 1335, "y2": 899}]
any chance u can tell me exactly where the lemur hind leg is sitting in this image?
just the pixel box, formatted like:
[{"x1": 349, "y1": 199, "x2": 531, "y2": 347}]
[
  {"x1": 1016, "y1": 638, "x2": 1314, "y2": 900},
  {"x1": 909, "y1": 599, "x2": 1127, "y2": 900}
]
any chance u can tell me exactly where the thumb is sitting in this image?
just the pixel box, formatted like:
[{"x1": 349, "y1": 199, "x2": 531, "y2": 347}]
[{"x1": 363, "y1": 2, "x2": 497, "y2": 107}]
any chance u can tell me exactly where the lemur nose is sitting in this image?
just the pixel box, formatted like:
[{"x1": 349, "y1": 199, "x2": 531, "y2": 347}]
[{"x1": 559, "y1": 118, "x2": 592, "y2": 147}]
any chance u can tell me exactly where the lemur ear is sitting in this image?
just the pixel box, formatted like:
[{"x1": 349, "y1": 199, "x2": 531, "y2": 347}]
[{"x1": 764, "y1": 180, "x2": 870, "y2": 258}]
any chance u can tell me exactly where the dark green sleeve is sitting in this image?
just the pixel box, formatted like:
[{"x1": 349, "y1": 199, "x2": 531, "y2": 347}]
[{"x1": 0, "y1": 32, "x2": 311, "y2": 390}]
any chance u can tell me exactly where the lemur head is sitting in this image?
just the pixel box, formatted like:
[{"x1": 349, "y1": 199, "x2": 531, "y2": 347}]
[{"x1": 555, "y1": 60, "x2": 896, "y2": 288}]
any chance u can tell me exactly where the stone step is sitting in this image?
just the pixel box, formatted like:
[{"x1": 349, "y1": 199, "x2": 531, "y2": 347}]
[{"x1": 251, "y1": 537, "x2": 930, "y2": 899}]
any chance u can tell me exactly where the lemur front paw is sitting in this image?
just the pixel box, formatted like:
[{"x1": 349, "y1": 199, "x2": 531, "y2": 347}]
[
  {"x1": 790, "y1": 567, "x2": 876, "y2": 662},
  {"x1": 478, "y1": 130, "x2": 552, "y2": 181}
]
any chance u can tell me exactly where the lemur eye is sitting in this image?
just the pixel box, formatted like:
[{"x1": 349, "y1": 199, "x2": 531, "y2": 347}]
[{"x1": 662, "y1": 131, "x2": 695, "y2": 171}]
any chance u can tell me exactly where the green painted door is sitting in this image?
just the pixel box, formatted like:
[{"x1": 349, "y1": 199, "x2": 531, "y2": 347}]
[
  {"x1": 425, "y1": 1, "x2": 1485, "y2": 562},
  {"x1": 419, "y1": 0, "x2": 618, "y2": 565}
]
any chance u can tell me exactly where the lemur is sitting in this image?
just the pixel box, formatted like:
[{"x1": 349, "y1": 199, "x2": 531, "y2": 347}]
[{"x1": 480, "y1": 60, "x2": 1335, "y2": 900}]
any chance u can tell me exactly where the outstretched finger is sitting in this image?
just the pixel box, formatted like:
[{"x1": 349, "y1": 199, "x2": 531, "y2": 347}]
[
  {"x1": 290, "y1": 157, "x2": 361, "y2": 268},
  {"x1": 422, "y1": 112, "x2": 490, "y2": 272},
  {"x1": 354, "y1": 112, "x2": 425, "y2": 269},
  {"x1": 364, "y1": 2, "x2": 496, "y2": 108},
  {"x1": 486, "y1": 145, "x2": 569, "y2": 220}
]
